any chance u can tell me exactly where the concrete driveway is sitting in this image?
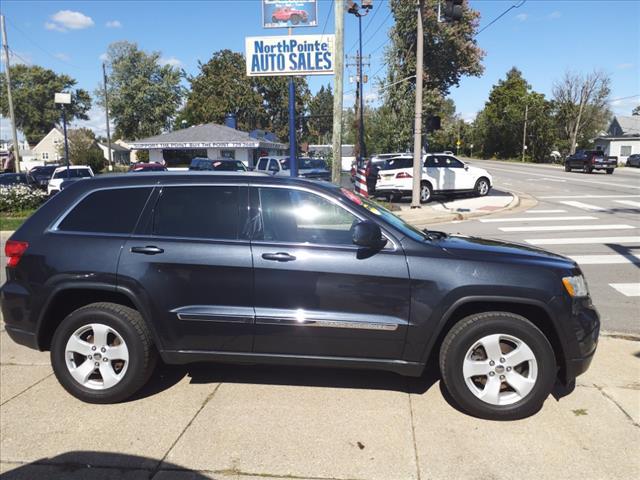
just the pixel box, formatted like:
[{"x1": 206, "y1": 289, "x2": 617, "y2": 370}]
[{"x1": 1, "y1": 326, "x2": 638, "y2": 480}]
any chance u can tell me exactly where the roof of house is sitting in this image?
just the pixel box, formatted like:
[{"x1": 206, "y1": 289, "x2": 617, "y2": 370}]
[
  {"x1": 98, "y1": 142, "x2": 130, "y2": 152},
  {"x1": 614, "y1": 116, "x2": 640, "y2": 136},
  {"x1": 129, "y1": 123, "x2": 285, "y2": 149}
]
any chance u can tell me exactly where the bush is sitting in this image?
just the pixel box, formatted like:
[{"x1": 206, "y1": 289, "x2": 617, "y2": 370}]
[
  {"x1": 80, "y1": 149, "x2": 106, "y2": 173},
  {"x1": 0, "y1": 185, "x2": 48, "y2": 214}
]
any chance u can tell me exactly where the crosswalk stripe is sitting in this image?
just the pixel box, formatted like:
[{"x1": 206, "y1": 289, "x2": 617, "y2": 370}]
[
  {"x1": 526, "y1": 209, "x2": 567, "y2": 213},
  {"x1": 539, "y1": 195, "x2": 640, "y2": 199},
  {"x1": 480, "y1": 215, "x2": 596, "y2": 223},
  {"x1": 569, "y1": 254, "x2": 640, "y2": 265},
  {"x1": 609, "y1": 283, "x2": 640, "y2": 297},
  {"x1": 525, "y1": 236, "x2": 640, "y2": 245},
  {"x1": 615, "y1": 200, "x2": 640, "y2": 208},
  {"x1": 500, "y1": 224, "x2": 635, "y2": 232},
  {"x1": 560, "y1": 201, "x2": 608, "y2": 212}
]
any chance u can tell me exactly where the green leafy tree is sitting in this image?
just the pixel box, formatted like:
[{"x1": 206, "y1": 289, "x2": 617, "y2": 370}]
[
  {"x1": 381, "y1": 0, "x2": 485, "y2": 149},
  {"x1": 633, "y1": 105, "x2": 640, "y2": 115},
  {"x1": 0, "y1": 65, "x2": 91, "y2": 145},
  {"x1": 307, "y1": 85, "x2": 334, "y2": 144},
  {"x1": 57, "y1": 128, "x2": 104, "y2": 170},
  {"x1": 98, "y1": 41, "x2": 185, "y2": 140}
]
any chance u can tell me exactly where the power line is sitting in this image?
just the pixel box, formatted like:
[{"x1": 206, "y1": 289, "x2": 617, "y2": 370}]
[
  {"x1": 320, "y1": 0, "x2": 334, "y2": 37},
  {"x1": 608, "y1": 94, "x2": 640, "y2": 102},
  {"x1": 7, "y1": 47, "x2": 31, "y2": 66},
  {"x1": 476, "y1": 0, "x2": 527, "y2": 36},
  {"x1": 347, "y1": 7, "x2": 393, "y2": 55}
]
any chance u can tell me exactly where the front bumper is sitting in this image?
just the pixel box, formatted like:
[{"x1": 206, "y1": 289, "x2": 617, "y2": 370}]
[{"x1": 561, "y1": 298, "x2": 600, "y2": 382}]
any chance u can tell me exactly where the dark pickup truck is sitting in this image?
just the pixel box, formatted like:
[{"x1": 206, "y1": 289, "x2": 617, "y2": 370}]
[{"x1": 564, "y1": 150, "x2": 617, "y2": 174}]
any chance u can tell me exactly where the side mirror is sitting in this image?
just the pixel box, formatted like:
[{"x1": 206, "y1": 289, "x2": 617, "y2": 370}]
[
  {"x1": 352, "y1": 220, "x2": 387, "y2": 249},
  {"x1": 464, "y1": 165, "x2": 469, "y2": 170}
]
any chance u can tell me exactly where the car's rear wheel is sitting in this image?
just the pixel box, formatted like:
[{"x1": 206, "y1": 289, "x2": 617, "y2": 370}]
[
  {"x1": 439, "y1": 312, "x2": 556, "y2": 420},
  {"x1": 585, "y1": 165, "x2": 593, "y2": 174},
  {"x1": 474, "y1": 178, "x2": 490, "y2": 197},
  {"x1": 420, "y1": 182, "x2": 432, "y2": 203},
  {"x1": 606, "y1": 168, "x2": 614, "y2": 174},
  {"x1": 291, "y1": 15, "x2": 300, "y2": 25},
  {"x1": 51, "y1": 302, "x2": 156, "y2": 403}
]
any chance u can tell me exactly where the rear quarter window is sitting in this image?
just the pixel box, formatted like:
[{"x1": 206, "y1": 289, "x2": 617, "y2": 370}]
[{"x1": 57, "y1": 188, "x2": 152, "y2": 234}]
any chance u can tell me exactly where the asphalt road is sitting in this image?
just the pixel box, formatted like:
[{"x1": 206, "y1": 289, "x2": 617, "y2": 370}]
[{"x1": 437, "y1": 159, "x2": 640, "y2": 334}]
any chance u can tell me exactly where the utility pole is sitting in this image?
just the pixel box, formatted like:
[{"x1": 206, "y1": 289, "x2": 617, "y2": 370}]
[
  {"x1": 331, "y1": 0, "x2": 344, "y2": 185},
  {"x1": 1, "y1": 15, "x2": 21, "y2": 173},
  {"x1": 521, "y1": 103, "x2": 528, "y2": 162},
  {"x1": 346, "y1": 53, "x2": 369, "y2": 166},
  {"x1": 102, "y1": 63, "x2": 114, "y2": 171},
  {"x1": 410, "y1": 0, "x2": 424, "y2": 209},
  {"x1": 287, "y1": 26, "x2": 298, "y2": 177}
]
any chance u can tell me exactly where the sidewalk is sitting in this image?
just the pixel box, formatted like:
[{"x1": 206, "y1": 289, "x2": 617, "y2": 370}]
[
  {"x1": 1, "y1": 325, "x2": 638, "y2": 480},
  {"x1": 393, "y1": 188, "x2": 533, "y2": 227}
]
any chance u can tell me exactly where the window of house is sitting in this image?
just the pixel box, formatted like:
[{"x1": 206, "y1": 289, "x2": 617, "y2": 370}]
[
  {"x1": 256, "y1": 188, "x2": 358, "y2": 245},
  {"x1": 220, "y1": 150, "x2": 235, "y2": 159},
  {"x1": 620, "y1": 146, "x2": 632, "y2": 157},
  {"x1": 58, "y1": 188, "x2": 152, "y2": 234},
  {"x1": 42, "y1": 152, "x2": 49, "y2": 160},
  {"x1": 153, "y1": 186, "x2": 241, "y2": 240},
  {"x1": 162, "y1": 149, "x2": 207, "y2": 167}
]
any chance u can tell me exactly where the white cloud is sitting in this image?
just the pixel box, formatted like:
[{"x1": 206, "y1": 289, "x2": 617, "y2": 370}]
[
  {"x1": 617, "y1": 63, "x2": 634, "y2": 70},
  {"x1": 461, "y1": 112, "x2": 478, "y2": 123},
  {"x1": 105, "y1": 20, "x2": 122, "y2": 28},
  {"x1": 54, "y1": 52, "x2": 70, "y2": 62},
  {"x1": 515, "y1": 13, "x2": 528, "y2": 22},
  {"x1": 159, "y1": 56, "x2": 182, "y2": 67},
  {"x1": 99, "y1": 53, "x2": 109, "y2": 62},
  {"x1": 71, "y1": 106, "x2": 112, "y2": 137},
  {"x1": 46, "y1": 10, "x2": 94, "y2": 32},
  {"x1": 548, "y1": 11, "x2": 562, "y2": 19}
]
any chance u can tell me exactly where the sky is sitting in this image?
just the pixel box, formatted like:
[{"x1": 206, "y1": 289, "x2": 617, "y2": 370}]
[{"x1": 0, "y1": 0, "x2": 638, "y2": 138}]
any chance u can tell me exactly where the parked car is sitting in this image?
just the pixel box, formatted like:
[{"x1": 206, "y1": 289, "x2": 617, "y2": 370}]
[
  {"x1": 0, "y1": 172, "x2": 29, "y2": 187},
  {"x1": 27, "y1": 165, "x2": 59, "y2": 189},
  {"x1": 626, "y1": 153, "x2": 640, "y2": 168},
  {"x1": 188, "y1": 158, "x2": 248, "y2": 172},
  {"x1": 255, "y1": 156, "x2": 330, "y2": 181},
  {"x1": 47, "y1": 166, "x2": 94, "y2": 195},
  {"x1": 1, "y1": 173, "x2": 599, "y2": 419},
  {"x1": 271, "y1": 6, "x2": 308, "y2": 24},
  {"x1": 564, "y1": 150, "x2": 616, "y2": 174},
  {"x1": 350, "y1": 153, "x2": 408, "y2": 191},
  {"x1": 129, "y1": 163, "x2": 168, "y2": 173},
  {"x1": 376, "y1": 154, "x2": 492, "y2": 203}
]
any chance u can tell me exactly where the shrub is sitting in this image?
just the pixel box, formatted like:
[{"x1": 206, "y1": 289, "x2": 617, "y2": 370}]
[{"x1": 0, "y1": 185, "x2": 48, "y2": 214}]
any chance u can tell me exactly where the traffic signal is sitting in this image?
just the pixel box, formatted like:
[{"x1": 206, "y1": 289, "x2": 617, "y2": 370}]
[
  {"x1": 426, "y1": 116, "x2": 441, "y2": 132},
  {"x1": 443, "y1": 0, "x2": 463, "y2": 21}
]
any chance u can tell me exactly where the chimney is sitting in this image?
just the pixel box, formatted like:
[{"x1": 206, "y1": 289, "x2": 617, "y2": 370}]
[{"x1": 224, "y1": 113, "x2": 237, "y2": 130}]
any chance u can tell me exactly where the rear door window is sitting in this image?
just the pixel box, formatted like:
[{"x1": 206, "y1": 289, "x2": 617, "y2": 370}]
[
  {"x1": 58, "y1": 188, "x2": 152, "y2": 234},
  {"x1": 257, "y1": 158, "x2": 268, "y2": 170},
  {"x1": 153, "y1": 186, "x2": 241, "y2": 240}
]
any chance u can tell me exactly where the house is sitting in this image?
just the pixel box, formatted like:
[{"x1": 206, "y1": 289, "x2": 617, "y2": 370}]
[
  {"x1": 308, "y1": 144, "x2": 356, "y2": 172},
  {"x1": 594, "y1": 116, "x2": 640, "y2": 165},
  {"x1": 128, "y1": 122, "x2": 286, "y2": 168},
  {"x1": 31, "y1": 127, "x2": 65, "y2": 164},
  {"x1": 97, "y1": 142, "x2": 130, "y2": 165},
  {"x1": 115, "y1": 139, "x2": 140, "y2": 163}
]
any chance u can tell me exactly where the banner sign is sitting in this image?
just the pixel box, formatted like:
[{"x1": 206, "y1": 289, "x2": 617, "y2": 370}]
[
  {"x1": 263, "y1": 0, "x2": 318, "y2": 28},
  {"x1": 245, "y1": 35, "x2": 334, "y2": 76}
]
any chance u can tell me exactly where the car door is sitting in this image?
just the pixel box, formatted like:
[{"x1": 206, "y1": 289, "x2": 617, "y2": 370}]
[
  {"x1": 249, "y1": 184, "x2": 411, "y2": 360},
  {"x1": 424, "y1": 155, "x2": 444, "y2": 191},
  {"x1": 117, "y1": 182, "x2": 254, "y2": 353},
  {"x1": 267, "y1": 158, "x2": 283, "y2": 176},
  {"x1": 444, "y1": 156, "x2": 475, "y2": 190}
]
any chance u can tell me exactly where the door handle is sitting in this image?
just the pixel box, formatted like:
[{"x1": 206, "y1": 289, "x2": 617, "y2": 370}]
[
  {"x1": 262, "y1": 252, "x2": 296, "y2": 262},
  {"x1": 131, "y1": 246, "x2": 164, "y2": 255}
]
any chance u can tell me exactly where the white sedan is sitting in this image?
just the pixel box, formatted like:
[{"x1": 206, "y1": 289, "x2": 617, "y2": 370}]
[
  {"x1": 48, "y1": 165, "x2": 94, "y2": 195},
  {"x1": 375, "y1": 154, "x2": 492, "y2": 203}
]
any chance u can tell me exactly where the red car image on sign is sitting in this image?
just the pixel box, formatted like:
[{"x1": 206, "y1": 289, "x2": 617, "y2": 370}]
[{"x1": 272, "y1": 7, "x2": 308, "y2": 24}]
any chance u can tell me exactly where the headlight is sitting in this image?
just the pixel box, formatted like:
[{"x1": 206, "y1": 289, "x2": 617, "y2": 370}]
[{"x1": 562, "y1": 275, "x2": 589, "y2": 297}]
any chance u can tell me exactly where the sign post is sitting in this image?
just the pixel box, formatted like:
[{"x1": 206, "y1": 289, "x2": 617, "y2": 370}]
[{"x1": 55, "y1": 92, "x2": 72, "y2": 178}]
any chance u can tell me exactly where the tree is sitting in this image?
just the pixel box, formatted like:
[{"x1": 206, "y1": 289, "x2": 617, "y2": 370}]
[
  {"x1": 552, "y1": 70, "x2": 610, "y2": 154},
  {"x1": 380, "y1": 0, "x2": 485, "y2": 149},
  {"x1": 0, "y1": 65, "x2": 91, "y2": 145},
  {"x1": 57, "y1": 128, "x2": 105, "y2": 171},
  {"x1": 98, "y1": 41, "x2": 185, "y2": 140},
  {"x1": 307, "y1": 85, "x2": 333, "y2": 144},
  {"x1": 632, "y1": 105, "x2": 640, "y2": 116}
]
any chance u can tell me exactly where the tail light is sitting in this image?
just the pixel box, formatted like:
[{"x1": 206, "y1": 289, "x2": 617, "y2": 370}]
[
  {"x1": 591, "y1": 156, "x2": 596, "y2": 164},
  {"x1": 5, "y1": 240, "x2": 29, "y2": 268},
  {"x1": 396, "y1": 172, "x2": 412, "y2": 179},
  {"x1": 364, "y1": 164, "x2": 371, "y2": 177}
]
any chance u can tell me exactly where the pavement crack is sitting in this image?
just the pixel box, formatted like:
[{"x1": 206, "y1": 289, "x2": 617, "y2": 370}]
[
  {"x1": 150, "y1": 382, "x2": 223, "y2": 478},
  {"x1": 592, "y1": 383, "x2": 640, "y2": 428},
  {"x1": 0, "y1": 372, "x2": 54, "y2": 406},
  {"x1": 407, "y1": 380, "x2": 422, "y2": 480}
]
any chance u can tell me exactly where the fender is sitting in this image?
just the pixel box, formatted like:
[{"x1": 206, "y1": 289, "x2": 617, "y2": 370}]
[
  {"x1": 34, "y1": 281, "x2": 164, "y2": 352},
  {"x1": 417, "y1": 294, "x2": 568, "y2": 367}
]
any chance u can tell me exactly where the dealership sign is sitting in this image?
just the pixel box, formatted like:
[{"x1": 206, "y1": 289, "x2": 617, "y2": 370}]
[
  {"x1": 245, "y1": 35, "x2": 334, "y2": 76},
  {"x1": 263, "y1": 0, "x2": 317, "y2": 28}
]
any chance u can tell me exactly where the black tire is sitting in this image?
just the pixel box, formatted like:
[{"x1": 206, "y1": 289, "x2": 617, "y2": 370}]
[
  {"x1": 439, "y1": 312, "x2": 556, "y2": 420},
  {"x1": 272, "y1": 15, "x2": 277, "y2": 22},
  {"x1": 51, "y1": 302, "x2": 157, "y2": 403},
  {"x1": 564, "y1": 163, "x2": 571, "y2": 172},
  {"x1": 420, "y1": 181, "x2": 432, "y2": 203},
  {"x1": 606, "y1": 168, "x2": 614, "y2": 174},
  {"x1": 474, "y1": 177, "x2": 491, "y2": 197},
  {"x1": 291, "y1": 15, "x2": 300, "y2": 25},
  {"x1": 585, "y1": 165, "x2": 593, "y2": 174},
  {"x1": 391, "y1": 193, "x2": 403, "y2": 202}
]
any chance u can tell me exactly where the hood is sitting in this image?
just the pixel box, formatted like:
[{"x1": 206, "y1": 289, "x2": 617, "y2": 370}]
[
  {"x1": 433, "y1": 232, "x2": 576, "y2": 269},
  {"x1": 466, "y1": 165, "x2": 491, "y2": 177}
]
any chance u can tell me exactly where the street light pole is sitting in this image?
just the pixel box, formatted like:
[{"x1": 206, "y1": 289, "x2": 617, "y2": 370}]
[
  {"x1": 55, "y1": 92, "x2": 72, "y2": 178},
  {"x1": 1, "y1": 15, "x2": 21, "y2": 173},
  {"x1": 102, "y1": 63, "x2": 114, "y2": 171}
]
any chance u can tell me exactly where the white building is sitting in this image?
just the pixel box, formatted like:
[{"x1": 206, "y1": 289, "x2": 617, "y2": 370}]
[
  {"x1": 97, "y1": 142, "x2": 130, "y2": 165},
  {"x1": 31, "y1": 127, "x2": 65, "y2": 164},
  {"x1": 128, "y1": 123, "x2": 286, "y2": 168},
  {"x1": 594, "y1": 116, "x2": 640, "y2": 165}
]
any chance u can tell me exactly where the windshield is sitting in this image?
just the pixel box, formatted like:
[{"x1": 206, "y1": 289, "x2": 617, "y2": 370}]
[
  {"x1": 382, "y1": 157, "x2": 413, "y2": 170},
  {"x1": 278, "y1": 158, "x2": 326, "y2": 170},
  {"x1": 211, "y1": 160, "x2": 247, "y2": 171},
  {"x1": 53, "y1": 169, "x2": 92, "y2": 179},
  {"x1": 339, "y1": 188, "x2": 429, "y2": 242}
]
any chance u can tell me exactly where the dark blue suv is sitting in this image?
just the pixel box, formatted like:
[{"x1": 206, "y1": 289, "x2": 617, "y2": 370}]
[{"x1": 1, "y1": 173, "x2": 599, "y2": 419}]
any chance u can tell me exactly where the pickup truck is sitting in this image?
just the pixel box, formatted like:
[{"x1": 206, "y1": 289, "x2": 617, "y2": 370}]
[
  {"x1": 564, "y1": 150, "x2": 617, "y2": 174},
  {"x1": 255, "y1": 156, "x2": 330, "y2": 181}
]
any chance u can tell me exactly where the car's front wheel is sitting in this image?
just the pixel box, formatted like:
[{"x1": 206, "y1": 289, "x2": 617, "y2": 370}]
[
  {"x1": 420, "y1": 182, "x2": 432, "y2": 203},
  {"x1": 474, "y1": 178, "x2": 491, "y2": 197},
  {"x1": 439, "y1": 312, "x2": 556, "y2": 420},
  {"x1": 564, "y1": 163, "x2": 571, "y2": 172},
  {"x1": 606, "y1": 168, "x2": 614, "y2": 174},
  {"x1": 51, "y1": 302, "x2": 156, "y2": 403},
  {"x1": 290, "y1": 14, "x2": 300, "y2": 24}
]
